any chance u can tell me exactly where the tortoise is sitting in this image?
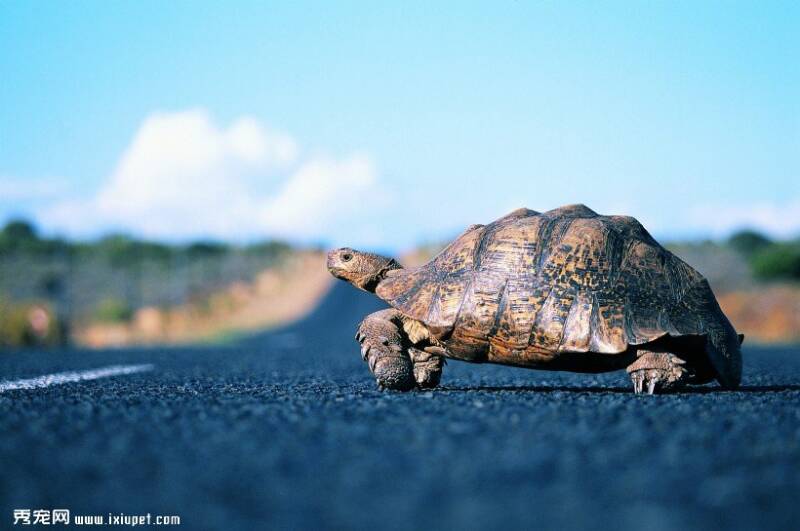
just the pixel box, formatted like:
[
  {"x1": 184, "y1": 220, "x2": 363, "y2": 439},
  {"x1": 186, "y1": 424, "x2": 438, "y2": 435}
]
[{"x1": 327, "y1": 204, "x2": 743, "y2": 394}]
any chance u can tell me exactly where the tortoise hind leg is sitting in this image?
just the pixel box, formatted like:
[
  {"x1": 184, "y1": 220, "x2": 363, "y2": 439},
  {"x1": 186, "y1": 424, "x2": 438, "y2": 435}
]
[{"x1": 626, "y1": 351, "x2": 691, "y2": 395}]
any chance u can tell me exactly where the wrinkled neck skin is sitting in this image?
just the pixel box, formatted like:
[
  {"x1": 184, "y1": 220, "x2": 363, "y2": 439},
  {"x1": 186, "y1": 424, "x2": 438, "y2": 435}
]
[{"x1": 358, "y1": 257, "x2": 403, "y2": 293}]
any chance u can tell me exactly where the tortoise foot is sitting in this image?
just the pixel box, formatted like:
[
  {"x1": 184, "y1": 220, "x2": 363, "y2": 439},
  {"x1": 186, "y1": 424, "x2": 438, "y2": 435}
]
[
  {"x1": 408, "y1": 347, "x2": 444, "y2": 389},
  {"x1": 626, "y1": 352, "x2": 689, "y2": 395}
]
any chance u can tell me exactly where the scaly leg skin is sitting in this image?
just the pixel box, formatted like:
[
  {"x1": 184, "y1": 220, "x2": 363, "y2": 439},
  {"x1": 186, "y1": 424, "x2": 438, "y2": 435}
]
[
  {"x1": 408, "y1": 347, "x2": 444, "y2": 389},
  {"x1": 355, "y1": 309, "x2": 416, "y2": 391},
  {"x1": 626, "y1": 351, "x2": 690, "y2": 395}
]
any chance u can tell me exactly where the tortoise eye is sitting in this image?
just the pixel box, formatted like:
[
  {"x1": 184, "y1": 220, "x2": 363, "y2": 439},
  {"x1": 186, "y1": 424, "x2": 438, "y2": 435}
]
[{"x1": 342, "y1": 253, "x2": 353, "y2": 262}]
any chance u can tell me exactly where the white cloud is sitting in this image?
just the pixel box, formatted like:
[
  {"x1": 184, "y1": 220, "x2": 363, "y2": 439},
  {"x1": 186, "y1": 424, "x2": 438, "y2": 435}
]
[
  {"x1": 37, "y1": 109, "x2": 388, "y2": 245},
  {"x1": 260, "y1": 154, "x2": 389, "y2": 239},
  {"x1": 687, "y1": 199, "x2": 800, "y2": 238}
]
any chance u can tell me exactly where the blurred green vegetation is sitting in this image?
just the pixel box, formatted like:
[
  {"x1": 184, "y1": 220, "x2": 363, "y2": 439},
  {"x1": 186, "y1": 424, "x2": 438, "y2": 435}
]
[
  {"x1": 0, "y1": 220, "x2": 72, "y2": 257},
  {"x1": 726, "y1": 230, "x2": 800, "y2": 282},
  {"x1": 0, "y1": 297, "x2": 67, "y2": 348},
  {"x1": 750, "y1": 243, "x2": 800, "y2": 281},
  {"x1": 0, "y1": 219, "x2": 291, "y2": 265},
  {"x1": 0, "y1": 219, "x2": 297, "y2": 348},
  {"x1": 93, "y1": 298, "x2": 134, "y2": 323},
  {"x1": 727, "y1": 230, "x2": 773, "y2": 257}
]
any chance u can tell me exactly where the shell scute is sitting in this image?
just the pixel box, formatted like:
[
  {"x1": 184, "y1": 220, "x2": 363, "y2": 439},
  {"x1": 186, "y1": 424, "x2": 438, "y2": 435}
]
[
  {"x1": 476, "y1": 215, "x2": 544, "y2": 275},
  {"x1": 426, "y1": 272, "x2": 469, "y2": 328},
  {"x1": 490, "y1": 277, "x2": 541, "y2": 350}
]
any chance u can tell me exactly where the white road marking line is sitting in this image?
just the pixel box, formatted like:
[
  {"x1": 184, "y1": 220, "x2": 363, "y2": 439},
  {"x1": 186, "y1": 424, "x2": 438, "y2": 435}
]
[{"x1": 0, "y1": 364, "x2": 154, "y2": 392}]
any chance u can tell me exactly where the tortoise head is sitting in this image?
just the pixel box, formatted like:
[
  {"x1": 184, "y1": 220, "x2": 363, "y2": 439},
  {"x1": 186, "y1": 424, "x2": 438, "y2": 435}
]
[{"x1": 327, "y1": 248, "x2": 402, "y2": 293}]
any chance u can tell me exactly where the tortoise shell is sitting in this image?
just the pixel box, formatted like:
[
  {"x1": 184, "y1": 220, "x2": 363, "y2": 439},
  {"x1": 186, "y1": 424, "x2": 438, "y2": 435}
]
[{"x1": 376, "y1": 204, "x2": 742, "y2": 387}]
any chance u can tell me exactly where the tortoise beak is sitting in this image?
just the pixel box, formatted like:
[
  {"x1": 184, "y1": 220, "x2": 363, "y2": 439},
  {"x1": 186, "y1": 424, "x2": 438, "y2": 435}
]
[
  {"x1": 326, "y1": 250, "x2": 341, "y2": 275},
  {"x1": 326, "y1": 248, "x2": 352, "y2": 278}
]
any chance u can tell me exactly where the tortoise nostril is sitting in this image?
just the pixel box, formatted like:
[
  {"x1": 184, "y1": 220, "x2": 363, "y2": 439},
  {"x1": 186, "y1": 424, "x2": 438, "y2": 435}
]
[{"x1": 342, "y1": 253, "x2": 353, "y2": 262}]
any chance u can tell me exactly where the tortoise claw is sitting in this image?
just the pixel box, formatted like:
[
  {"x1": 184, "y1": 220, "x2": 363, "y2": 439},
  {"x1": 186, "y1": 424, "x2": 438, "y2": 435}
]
[
  {"x1": 631, "y1": 372, "x2": 644, "y2": 394},
  {"x1": 630, "y1": 369, "x2": 667, "y2": 395},
  {"x1": 646, "y1": 376, "x2": 656, "y2": 395}
]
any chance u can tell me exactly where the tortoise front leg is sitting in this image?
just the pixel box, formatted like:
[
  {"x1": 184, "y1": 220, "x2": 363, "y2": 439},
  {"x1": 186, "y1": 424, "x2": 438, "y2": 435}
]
[
  {"x1": 355, "y1": 309, "x2": 446, "y2": 390},
  {"x1": 355, "y1": 309, "x2": 416, "y2": 391}
]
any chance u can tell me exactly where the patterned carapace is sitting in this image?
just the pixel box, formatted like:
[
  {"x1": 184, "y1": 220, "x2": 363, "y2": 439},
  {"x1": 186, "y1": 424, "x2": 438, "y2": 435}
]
[{"x1": 376, "y1": 204, "x2": 742, "y2": 387}]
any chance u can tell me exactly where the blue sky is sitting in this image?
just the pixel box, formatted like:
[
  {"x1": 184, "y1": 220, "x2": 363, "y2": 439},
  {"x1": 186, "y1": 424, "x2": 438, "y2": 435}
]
[{"x1": 1, "y1": 1, "x2": 798, "y2": 250}]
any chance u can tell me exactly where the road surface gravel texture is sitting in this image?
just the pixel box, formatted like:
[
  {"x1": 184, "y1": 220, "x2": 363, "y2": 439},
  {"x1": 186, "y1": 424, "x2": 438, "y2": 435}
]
[{"x1": 0, "y1": 283, "x2": 798, "y2": 530}]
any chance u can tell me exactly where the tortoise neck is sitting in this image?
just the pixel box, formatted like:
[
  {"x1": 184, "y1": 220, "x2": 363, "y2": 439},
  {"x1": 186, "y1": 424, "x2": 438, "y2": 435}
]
[{"x1": 362, "y1": 258, "x2": 403, "y2": 293}]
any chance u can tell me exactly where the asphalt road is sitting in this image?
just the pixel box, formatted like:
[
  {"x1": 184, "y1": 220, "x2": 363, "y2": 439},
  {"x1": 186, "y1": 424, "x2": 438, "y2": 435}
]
[{"x1": 1, "y1": 283, "x2": 798, "y2": 530}]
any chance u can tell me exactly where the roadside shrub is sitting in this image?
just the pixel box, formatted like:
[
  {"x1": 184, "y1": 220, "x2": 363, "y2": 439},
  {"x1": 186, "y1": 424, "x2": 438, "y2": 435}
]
[
  {"x1": 751, "y1": 243, "x2": 800, "y2": 281},
  {"x1": 728, "y1": 230, "x2": 773, "y2": 257},
  {"x1": 2, "y1": 219, "x2": 37, "y2": 240},
  {"x1": 95, "y1": 234, "x2": 173, "y2": 268},
  {"x1": 185, "y1": 241, "x2": 229, "y2": 258},
  {"x1": 0, "y1": 299, "x2": 66, "y2": 348},
  {"x1": 0, "y1": 300, "x2": 32, "y2": 347},
  {"x1": 93, "y1": 298, "x2": 134, "y2": 323}
]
